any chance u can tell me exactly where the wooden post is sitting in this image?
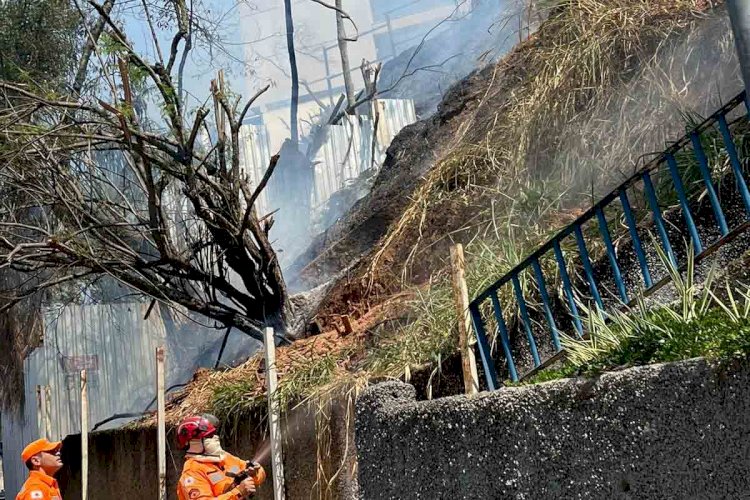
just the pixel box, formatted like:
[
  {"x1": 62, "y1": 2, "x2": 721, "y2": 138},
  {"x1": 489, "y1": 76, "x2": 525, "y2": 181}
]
[
  {"x1": 44, "y1": 385, "x2": 52, "y2": 439},
  {"x1": 36, "y1": 385, "x2": 46, "y2": 440},
  {"x1": 264, "y1": 327, "x2": 285, "y2": 500},
  {"x1": 156, "y1": 347, "x2": 167, "y2": 500},
  {"x1": 450, "y1": 244, "x2": 480, "y2": 395},
  {"x1": 80, "y1": 369, "x2": 89, "y2": 500}
]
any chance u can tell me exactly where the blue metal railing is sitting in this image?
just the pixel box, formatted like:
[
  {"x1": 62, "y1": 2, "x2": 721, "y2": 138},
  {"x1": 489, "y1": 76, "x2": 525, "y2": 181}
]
[{"x1": 470, "y1": 91, "x2": 750, "y2": 389}]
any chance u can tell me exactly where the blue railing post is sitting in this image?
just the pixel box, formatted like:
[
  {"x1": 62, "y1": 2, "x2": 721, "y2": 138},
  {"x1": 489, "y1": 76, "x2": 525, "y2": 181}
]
[
  {"x1": 511, "y1": 274, "x2": 542, "y2": 367},
  {"x1": 596, "y1": 206, "x2": 628, "y2": 302},
  {"x1": 666, "y1": 153, "x2": 703, "y2": 253},
  {"x1": 690, "y1": 132, "x2": 729, "y2": 235},
  {"x1": 643, "y1": 171, "x2": 677, "y2": 268},
  {"x1": 489, "y1": 292, "x2": 518, "y2": 382},
  {"x1": 553, "y1": 240, "x2": 583, "y2": 337},
  {"x1": 574, "y1": 224, "x2": 604, "y2": 310},
  {"x1": 469, "y1": 302, "x2": 500, "y2": 389},
  {"x1": 619, "y1": 189, "x2": 653, "y2": 287},
  {"x1": 531, "y1": 257, "x2": 561, "y2": 352},
  {"x1": 717, "y1": 114, "x2": 750, "y2": 216}
]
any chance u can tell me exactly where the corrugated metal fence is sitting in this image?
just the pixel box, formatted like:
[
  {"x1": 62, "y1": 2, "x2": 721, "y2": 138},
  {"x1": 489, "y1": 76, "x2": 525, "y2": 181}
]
[
  {"x1": 1, "y1": 303, "x2": 168, "y2": 496},
  {"x1": 1, "y1": 301, "x2": 260, "y2": 498},
  {"x1": 239, "y1": 98, "x2": 416, "y2": 217},
  {"x1": 311, "y1": 99, "x2": 417, "y2": 208}
]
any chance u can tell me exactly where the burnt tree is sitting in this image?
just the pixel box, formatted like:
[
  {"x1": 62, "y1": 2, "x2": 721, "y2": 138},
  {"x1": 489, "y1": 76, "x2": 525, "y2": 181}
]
[{"x1": 0, "y1": 1, "x2": 299, "y2": 341}]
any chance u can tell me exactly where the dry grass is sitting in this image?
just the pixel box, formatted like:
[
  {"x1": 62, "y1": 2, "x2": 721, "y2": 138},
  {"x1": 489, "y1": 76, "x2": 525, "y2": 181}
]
[
  {"x1": 136, "y1": 0, "x2": 731, "y2": 450},
  {"x1": 369, "y1": 0, "x2": 719, "y2": 284},
  {"x1": 132, "y1": 297, "x2": 407, "y2": 430}
]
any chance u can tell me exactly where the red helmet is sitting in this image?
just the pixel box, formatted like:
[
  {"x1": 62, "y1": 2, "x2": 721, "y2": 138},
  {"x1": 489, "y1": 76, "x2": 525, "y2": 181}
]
[{"x1": 176, "y1": 414, "x2": 219, "y2": 449}]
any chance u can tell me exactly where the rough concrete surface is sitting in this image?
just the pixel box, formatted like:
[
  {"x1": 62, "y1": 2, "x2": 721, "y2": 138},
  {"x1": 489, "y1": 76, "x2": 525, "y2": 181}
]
[{"x1": 356, "y1": 359, "x2": 750, "y2": 499}]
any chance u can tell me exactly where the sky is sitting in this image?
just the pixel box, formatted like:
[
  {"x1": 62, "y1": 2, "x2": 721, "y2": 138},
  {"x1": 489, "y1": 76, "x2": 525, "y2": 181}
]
[
  {"x1": 124, "y1": 0, "x2": 248, "y2": 109},
  {"x1": 121, "y1": 0, "x2": 474, "y2": 131}
]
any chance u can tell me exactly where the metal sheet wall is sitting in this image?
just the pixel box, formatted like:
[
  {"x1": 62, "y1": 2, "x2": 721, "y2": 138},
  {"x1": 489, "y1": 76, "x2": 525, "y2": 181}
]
[
  {"x1": 237, "y1": 98, "x2": 417, "y2": 213},
  {"x1": 1, "y1": 303, "x2": 168, "y2": 497},
  {"x1": 311, "y1": 98, "x2": 417, "y2": 208}
]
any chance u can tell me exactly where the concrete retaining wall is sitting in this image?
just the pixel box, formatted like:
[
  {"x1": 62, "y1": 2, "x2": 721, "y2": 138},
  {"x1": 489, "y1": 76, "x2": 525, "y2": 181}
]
[{"x1": 356, "y1": 359, "x2": 750, "y2": 499}]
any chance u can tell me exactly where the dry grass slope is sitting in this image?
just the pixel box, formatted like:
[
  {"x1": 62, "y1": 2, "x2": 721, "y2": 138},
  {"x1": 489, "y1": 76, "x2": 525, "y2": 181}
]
[{"x1": 143, "y1": 0, "x2": 734, "y2": 439}]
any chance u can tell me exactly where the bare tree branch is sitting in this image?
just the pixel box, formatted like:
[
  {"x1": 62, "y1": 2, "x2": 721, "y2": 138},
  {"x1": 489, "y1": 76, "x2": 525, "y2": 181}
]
[
  {"x1": 0, "y1": 2, "x2": 300, "y2": 341},
  {"x1": 73, "y1": 0, "x2": 115, "y2": 95},
  {"x1": 309, "y1": 0, "x2": 358, "y2": 41}
]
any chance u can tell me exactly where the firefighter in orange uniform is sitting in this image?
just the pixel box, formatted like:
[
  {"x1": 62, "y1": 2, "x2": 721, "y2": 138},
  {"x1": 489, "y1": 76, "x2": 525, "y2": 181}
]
[
  {"x1": 176, "y1": 414, "x2": 266, "y2": 500},
  {"x1": 17, "y1": 439, "x2": 64, "y2": 500}
]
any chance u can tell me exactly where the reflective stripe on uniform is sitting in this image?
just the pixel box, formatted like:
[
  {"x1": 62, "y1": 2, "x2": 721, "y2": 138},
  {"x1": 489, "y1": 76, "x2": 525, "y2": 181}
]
[
  {"x1": 30, "y1": 491, "x2": 43, "y2": 499},
  {"x1": 208, "y1": 472, "x2": 224, "y2": 485}
]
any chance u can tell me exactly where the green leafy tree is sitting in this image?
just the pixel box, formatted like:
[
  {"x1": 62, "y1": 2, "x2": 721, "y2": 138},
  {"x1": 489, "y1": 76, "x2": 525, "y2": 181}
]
[{"x1": 0, "y1": 0, "x2": 79, "y2": 85}]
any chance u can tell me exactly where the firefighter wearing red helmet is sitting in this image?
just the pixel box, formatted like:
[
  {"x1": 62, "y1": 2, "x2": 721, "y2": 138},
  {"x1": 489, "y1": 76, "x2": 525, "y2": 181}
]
[{"x1": 176, "y1": 414, "x2": 266, "y2": 500}]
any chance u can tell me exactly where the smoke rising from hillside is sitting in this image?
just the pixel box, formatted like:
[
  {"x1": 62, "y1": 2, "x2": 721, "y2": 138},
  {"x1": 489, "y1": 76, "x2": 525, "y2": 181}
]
[
  {"x1": 273, "y1": 0, "x2": 529, "y2": 274},
  {"x1": 548, "y1": 7, "x2": 741, "y2": 207}
]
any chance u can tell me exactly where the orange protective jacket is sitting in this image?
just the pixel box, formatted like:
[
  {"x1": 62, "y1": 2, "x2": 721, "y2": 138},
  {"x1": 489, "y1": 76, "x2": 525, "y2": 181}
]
[
  {"x1": 16, "y1": 470, "x2": 63, "y2": 500},
  {"x1": 177, "y1": 453, "x2": 249, "y2": 500}
]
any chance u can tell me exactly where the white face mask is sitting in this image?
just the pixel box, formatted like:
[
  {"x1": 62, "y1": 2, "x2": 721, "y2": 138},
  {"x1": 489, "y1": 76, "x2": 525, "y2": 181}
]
[{"x1": 202, "y1": 435, "x2": 224, "y2": 457}]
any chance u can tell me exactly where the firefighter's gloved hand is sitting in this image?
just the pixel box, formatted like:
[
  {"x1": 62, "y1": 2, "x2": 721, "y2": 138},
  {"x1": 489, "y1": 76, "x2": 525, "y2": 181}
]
[{"x1": 237, "y1": 476, "x2": 257, "y2": 497}]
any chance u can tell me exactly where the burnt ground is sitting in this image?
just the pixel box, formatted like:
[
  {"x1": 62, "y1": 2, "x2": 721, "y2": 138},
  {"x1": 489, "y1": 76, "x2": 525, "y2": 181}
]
[{"x1": 287, "y1": 66, "x2": 491, "y2": 293}]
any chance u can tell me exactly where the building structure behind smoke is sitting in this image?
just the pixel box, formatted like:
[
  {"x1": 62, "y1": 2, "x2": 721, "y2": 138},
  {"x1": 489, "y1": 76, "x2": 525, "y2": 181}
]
[
  {"x1": 238, "y1": 98, "x2": 417, "y2": 265},
  {"x1": 236, "y1": 0, "x2": 520, "y2": 265}
]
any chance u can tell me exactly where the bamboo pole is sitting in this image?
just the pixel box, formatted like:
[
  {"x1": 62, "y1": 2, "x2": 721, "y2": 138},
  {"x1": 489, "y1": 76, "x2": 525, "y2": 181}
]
[
  {"x1": 264, "y1": 327, "x2": 286, "y2": 500},
  {"x1": 156, "y1": 347, "x2": 167, "y2": 500},
  {"x1": 450, "y1": 244, "x2": 480, "y2": 395},
  {"x1": 80, "y1": 369, "x2": 89, "y2": 500}
]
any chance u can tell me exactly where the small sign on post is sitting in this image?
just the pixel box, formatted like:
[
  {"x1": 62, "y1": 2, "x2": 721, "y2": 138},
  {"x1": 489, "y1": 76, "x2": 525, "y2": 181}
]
[
  {"x1": 264, "y1": 327, "x2": 286, "y2": 500},
  {"x1": 156, "y1": 347, "x2": 167, "y2": 500},
  {"x1": 81, "y1": 369, "x2": 89, "y2": 500},
  {"x1": 63, "y1": 355, "x2": 99, "y2": 373},
  {"x1": 450, "y1": 244, "x2": 480, "y2": 395}
]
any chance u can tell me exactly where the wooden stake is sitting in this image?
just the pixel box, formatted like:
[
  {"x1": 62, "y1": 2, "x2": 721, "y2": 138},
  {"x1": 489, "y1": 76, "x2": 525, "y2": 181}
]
[
  {"x1": 156, "y1": 347, "x2": 167, "y2": 500},
  {"x1": 450, "y1": 244, "x2": 479, "y2": 395},
  {"x1": 341, "y1": 315, "x2": 353, "y2": 335},
  {"x1": 44, "y1": 385, "x2": 52, "y2": 439},
  {"x1": 36, "y1": 385, "x2": 46, "y2": 440},
  {"x1": 80, "y1": 369, "x2": 89, "y2": 500},
  {"x1": 264, "y1": 327, "x2": 286, "y2": 500}
]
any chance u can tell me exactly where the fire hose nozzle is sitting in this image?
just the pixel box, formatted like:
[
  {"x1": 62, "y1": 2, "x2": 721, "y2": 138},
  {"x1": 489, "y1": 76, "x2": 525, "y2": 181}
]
[
  {"x1": 227, "y1": 461, "x2": 267, "y2": 489},
  {"x1": 249, "y1": 461, "x2": 267, "y2": 487}
]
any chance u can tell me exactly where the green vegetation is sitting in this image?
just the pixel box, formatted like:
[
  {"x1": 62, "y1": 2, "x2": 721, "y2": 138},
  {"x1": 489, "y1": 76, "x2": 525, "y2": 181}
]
[
  {"x1": 211, "y1": 353, "x2": 349, "y2": 427},
  {"x1": 0, "y1": 0, "x2": 79, "y2": 85},
  {"x1": 524, "y1": 248, "x2": 750, "y2": 385}
]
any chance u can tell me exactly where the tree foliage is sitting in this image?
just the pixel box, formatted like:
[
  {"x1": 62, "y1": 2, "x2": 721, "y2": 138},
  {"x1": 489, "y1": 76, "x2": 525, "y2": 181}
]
[{"x1": 0, "y1": 0, "x2": 79, "y2": 85}]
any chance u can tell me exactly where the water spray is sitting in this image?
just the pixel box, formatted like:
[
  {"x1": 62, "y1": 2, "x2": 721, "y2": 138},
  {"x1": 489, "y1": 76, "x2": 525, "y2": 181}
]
[{"x1": 252, "y1": 438, "x2": 272, "y2": 465}]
